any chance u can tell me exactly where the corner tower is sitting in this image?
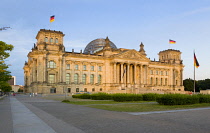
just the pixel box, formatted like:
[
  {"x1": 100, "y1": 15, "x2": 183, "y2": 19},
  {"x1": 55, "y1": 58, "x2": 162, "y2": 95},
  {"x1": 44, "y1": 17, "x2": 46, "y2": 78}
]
[
  {"x1": 158, "y1": 49, "x2": 182, "y2": 64},
  {"x1": 35, "y1": 29, "x2": 65, "y2": 52}
]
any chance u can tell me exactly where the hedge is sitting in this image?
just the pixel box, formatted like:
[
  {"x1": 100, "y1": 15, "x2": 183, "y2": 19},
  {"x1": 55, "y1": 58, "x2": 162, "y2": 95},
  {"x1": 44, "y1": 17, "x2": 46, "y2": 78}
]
[
  {"x1": 156, "y1": 94, "x2": 199, "y2": 105},
  {"x1": 90, "y1": 93, "x2": 113, "y2": 100},
  {"x1": 142, "y1": 93, "x2": 160, "y2": 101},
  {"x1": 72, "y1": 93, "x2": 91, "y2": 99},
  {"x1": 197, "y1": 94, "x2": 210, "y2": 103},
  {"x1": 112, "y1": 93, "x2": 143, "y2": 102}
]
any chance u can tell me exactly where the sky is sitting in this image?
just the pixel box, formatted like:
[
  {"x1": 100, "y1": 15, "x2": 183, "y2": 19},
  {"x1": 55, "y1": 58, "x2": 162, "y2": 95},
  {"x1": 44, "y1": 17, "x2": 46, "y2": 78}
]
[{"x1": 1, "y1": 0, "x2": 210, "y2": 85}]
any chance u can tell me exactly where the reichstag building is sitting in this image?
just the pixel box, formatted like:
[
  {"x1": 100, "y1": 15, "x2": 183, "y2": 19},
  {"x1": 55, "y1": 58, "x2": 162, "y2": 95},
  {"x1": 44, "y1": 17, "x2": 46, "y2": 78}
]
[{"x1": 23, "y1": 29, "x2": 184, "y2": 94}]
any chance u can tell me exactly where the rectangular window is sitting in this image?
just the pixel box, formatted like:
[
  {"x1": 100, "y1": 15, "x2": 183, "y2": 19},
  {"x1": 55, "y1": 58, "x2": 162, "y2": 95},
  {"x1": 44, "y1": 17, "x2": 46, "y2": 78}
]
[
  {"x1": 83, "y1": 65, "x2": 86, "y2": 70},
  {"x1": 50, "y1": 88, "x2": 56, "y2": 93},
  {"x1": 76, "y1": 88, "x2": 79, "y2": 92},
  {"x1": 98, "y1": 66, "x2": 102, "y2": 71},
  {"x1": 68, "y1": 88, "x2": 71, "y2": 93},
  {"x1": 66, "y1": 64, "x2": 70, "y2": 69},
  {"x1": 75, "y1": 64, "x2": 79, "y2": 70},
  {"x1": 161, "y1": 71, "x2": 163, "y2": 75},
  {"x1": 91, "y1": 66, "x2": 94, "y2": 71},
  {"x1": 49, "y1": 74, "x2": 55, "y2": 83},
  {"x1": 66, "y1": 74, "x2": 70, "y2": 84},
  {"x1": 150, "y1": 70, "x2": 153, "y2": 75},
  {"x1": 166, "y1": 71, "x2": 168, "y2": 76},
  {"x1": 156, "y1": 70, "x2": 158, "y2": 75}
]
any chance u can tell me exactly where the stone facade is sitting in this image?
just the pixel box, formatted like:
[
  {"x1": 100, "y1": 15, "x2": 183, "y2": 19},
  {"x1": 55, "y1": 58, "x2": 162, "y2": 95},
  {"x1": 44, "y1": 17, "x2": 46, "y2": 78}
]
[{"x1": 23, "y1": 29, "x2": 185, "y2": 94}]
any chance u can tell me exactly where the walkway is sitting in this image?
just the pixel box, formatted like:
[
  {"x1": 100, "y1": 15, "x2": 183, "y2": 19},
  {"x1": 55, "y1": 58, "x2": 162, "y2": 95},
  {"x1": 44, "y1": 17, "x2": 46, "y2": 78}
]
[{"x1": 1, "y1": 94, "x2": 210, "y2": 133}]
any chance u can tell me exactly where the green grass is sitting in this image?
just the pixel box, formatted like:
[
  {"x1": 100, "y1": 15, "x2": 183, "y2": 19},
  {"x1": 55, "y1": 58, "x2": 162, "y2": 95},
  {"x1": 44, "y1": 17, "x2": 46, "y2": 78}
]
[
  {"x1": 42, "y1": 95, "x2": 210, "y2": 112},
  {"x1": 87, "y1": 103, "x2": 210, "y2": 112},
  {"x1": 63, "y1": 100, "x2": 151, "y2": 105}
]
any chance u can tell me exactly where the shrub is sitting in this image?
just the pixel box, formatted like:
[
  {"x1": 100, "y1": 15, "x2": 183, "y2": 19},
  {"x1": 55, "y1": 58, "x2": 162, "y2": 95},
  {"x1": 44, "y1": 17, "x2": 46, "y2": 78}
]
[
  {"x1": 142, "y1": 93, "x2": 160, "y2": 101},
  {"x1": 156, "y1": 94, "x2": 199, "y2": 105},
  {"x1": 112, "y1": 93, "x2": 143, "y2": 102},
  {"x1": 72, "y1": 93, "x2": 91, "y2": 99},
  {"x1": 198, "y1": 94, "x2": 210, "y2": 103},
  {"x1": 90, "y1": 93, "x2": 112, "y2": 100}
]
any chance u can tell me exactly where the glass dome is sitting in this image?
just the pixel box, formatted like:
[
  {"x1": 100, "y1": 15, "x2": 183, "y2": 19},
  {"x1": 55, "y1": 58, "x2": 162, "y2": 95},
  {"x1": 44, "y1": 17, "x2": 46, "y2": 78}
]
[{"x1": 83, "y1": 38, "x2": 117, "y2": 54}]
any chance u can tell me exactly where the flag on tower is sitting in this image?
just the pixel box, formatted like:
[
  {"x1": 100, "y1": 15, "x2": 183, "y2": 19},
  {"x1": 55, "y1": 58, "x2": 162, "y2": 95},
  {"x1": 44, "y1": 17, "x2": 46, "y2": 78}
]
[
  {"x1": 50, "y1": 15, "x2": 55, "y2": 22},
  {"x1": 169, "y1": 39, "x2": 176, "y2": 44},
  {"x1": 194, "y1": 52, "x2": 199, "y2": 68}
]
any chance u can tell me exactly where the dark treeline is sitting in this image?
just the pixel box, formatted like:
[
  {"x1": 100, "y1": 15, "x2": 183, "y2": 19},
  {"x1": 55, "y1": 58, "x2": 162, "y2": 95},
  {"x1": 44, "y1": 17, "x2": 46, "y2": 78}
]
[{"x1": 183, "y1": 78, "x2": 210, "y2": 92}]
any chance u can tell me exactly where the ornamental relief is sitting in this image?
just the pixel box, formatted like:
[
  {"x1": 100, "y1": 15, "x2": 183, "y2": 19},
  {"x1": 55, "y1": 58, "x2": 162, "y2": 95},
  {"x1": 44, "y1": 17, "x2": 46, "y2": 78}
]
[{"x1": 114, "y1": 50, "x2": 149, "y2": 61}]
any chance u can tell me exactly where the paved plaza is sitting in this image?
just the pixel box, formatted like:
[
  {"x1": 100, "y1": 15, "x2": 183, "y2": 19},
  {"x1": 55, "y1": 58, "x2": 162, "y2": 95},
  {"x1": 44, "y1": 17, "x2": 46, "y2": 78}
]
[{"x1": 1, "y1": 94, "x2": 210, "y2": 133}]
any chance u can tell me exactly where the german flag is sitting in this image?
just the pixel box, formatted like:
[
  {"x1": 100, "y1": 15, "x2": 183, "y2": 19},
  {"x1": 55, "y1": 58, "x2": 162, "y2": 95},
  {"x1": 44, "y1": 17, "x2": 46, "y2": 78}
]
[
  {"x1": 50, "y1": 15, "x2": 55, "y2": 22},
  {"x1": 169, "y1": 39, "x2": 176, "y2": 44},
  {"x1": 194, "y1": 52, "x2": 199, "y2": 68}
]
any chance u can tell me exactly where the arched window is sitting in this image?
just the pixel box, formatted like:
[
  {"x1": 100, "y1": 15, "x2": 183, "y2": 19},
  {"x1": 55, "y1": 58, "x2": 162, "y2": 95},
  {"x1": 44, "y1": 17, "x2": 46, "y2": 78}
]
[
  {"x1": 150, "y1": 77, "x2": 153, "y2": 85},
  {"x1": 100, "y1": 88, "x2": 102, "y2": 91},
  {"x1": 98, "y1": 75, "x2": 101, "y2": 84},
  {"x1": 156, "y1": 78, "x2": 158, "y2": 85},
  {"x1": 66, "y1": 74, "x2": 70, "y2": 84},
  {"x1": 48, "y1": 61, "x2": 56, "y2": 68},
  {"x1": 55, "y1": 38, "x2": 58, "y2": 43},
  {"x1": 84, "y1": 88, "x2": 87, "y2": 92},
  {"x1": 50, "y1": 38, "x2": 53, "y2": 43},
  {"x1": 90, "y1": 74, "x2": 94, "y2": 84},
  {"x1": 165, "y1": 78, "x2": 168, "y2": 85},
  {"x1": 92, "y1": 88, "x2": 95, "y2": 92},
  {"x1": 74, "y1": 73, "x2": 79, "y2": 84},
  {"x1": 82, "y1": 74, "x2": 86, "y2": 84}
]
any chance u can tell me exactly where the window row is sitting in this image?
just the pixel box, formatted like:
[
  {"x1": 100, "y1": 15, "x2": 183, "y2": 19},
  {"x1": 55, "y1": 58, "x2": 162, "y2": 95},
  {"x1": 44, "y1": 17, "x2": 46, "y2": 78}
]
[
  {"x1": 66, "y1": 64, "x2": 102, "y2": 71},
  {"x1": 150, "y1": 70, "x2": 168, "y2": 76},
  {"x1": 66, "y1": 74, "x2": 102, "y2": 85},
  {"x1": 45, "y1": 37, "x2": 58, "y2": 43},
  {"x1": 47, "y1": 61, "x2": 102, "y2": 72},
  {"x1": 150, "y1": 77, "x2": 168, "y2": 86},
  {"x1": 65, "y1": 88, "x2": 103, "y2": 93}
]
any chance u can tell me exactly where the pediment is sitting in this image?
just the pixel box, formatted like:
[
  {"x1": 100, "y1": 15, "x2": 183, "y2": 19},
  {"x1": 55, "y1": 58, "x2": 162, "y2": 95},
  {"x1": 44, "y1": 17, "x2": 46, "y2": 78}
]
[{"x1": 112, "y1": 49, "x2": 150, "y2": 61}]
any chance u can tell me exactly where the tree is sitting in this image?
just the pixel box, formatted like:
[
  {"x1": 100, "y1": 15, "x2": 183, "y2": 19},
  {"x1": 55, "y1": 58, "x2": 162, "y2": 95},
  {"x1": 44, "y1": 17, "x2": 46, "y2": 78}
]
[
  {"x1": 183, "y1": 78, "x2": 194, "y2": 91},
  {"x1": 0, "y1": 41, "x2": 14, "y2": 92},
  {"x1": 197, "y1": 79, "x2": 210, "y2": 90}
]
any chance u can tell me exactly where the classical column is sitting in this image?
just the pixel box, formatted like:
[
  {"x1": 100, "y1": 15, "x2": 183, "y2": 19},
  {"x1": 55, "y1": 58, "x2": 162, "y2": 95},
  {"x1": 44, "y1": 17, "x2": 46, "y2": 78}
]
[
  {"x1": 121, "y1": 63, "x2": 124, "y2": 83},
  {"x1": 140, "y1": 65, "x2": 143, "y2": 85},
  {"x1": 134, "y1": 64, "x2": 136, "y2": 84},
  {"x1": 114, "y1": 62, "x2": 117, "y2": 83},
  {"x1": 45, "y1": 56, "x2": 48, "y2": 83},
  {"x1": 32, "y1": 59, "x2": 36, "y2": 82},
  {"x1": 180, "y1": 70, "x2": 183, "y2": 86},
  {"x1": 59, "y1": 58, "x2": 62, "y2": 83},
  {"x1": 127, "y1": 64, "x2": 130, "y2": 84},
  {"x1": 145, "y1": 65, "x2": 148, "y2": 85},
  {"x1": 62, "y1": 56, "x2": 65, "y2": 83}
]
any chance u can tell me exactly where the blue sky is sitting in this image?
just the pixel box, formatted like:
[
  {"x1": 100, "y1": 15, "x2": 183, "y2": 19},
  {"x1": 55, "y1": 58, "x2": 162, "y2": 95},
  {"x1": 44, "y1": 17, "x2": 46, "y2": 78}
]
[{"x1": 1, "y1": 0, "x2": 210, "y2": 85}]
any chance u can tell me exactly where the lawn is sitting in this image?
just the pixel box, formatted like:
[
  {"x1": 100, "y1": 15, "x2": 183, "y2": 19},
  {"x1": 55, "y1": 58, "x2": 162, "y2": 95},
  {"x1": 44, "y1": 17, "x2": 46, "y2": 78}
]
[
  {"x1": 87, "y1": 103, "x2": 210, "y2": 112},
  {"x1": 42, "y1": 96, "x2": 210, "y2": 112}
]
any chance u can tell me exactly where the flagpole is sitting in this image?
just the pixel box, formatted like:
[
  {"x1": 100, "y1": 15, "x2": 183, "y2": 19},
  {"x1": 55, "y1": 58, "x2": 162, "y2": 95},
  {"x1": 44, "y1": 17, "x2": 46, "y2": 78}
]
[{"x1": 193, "y1": 50, "x2": 195, "y2": 94}]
